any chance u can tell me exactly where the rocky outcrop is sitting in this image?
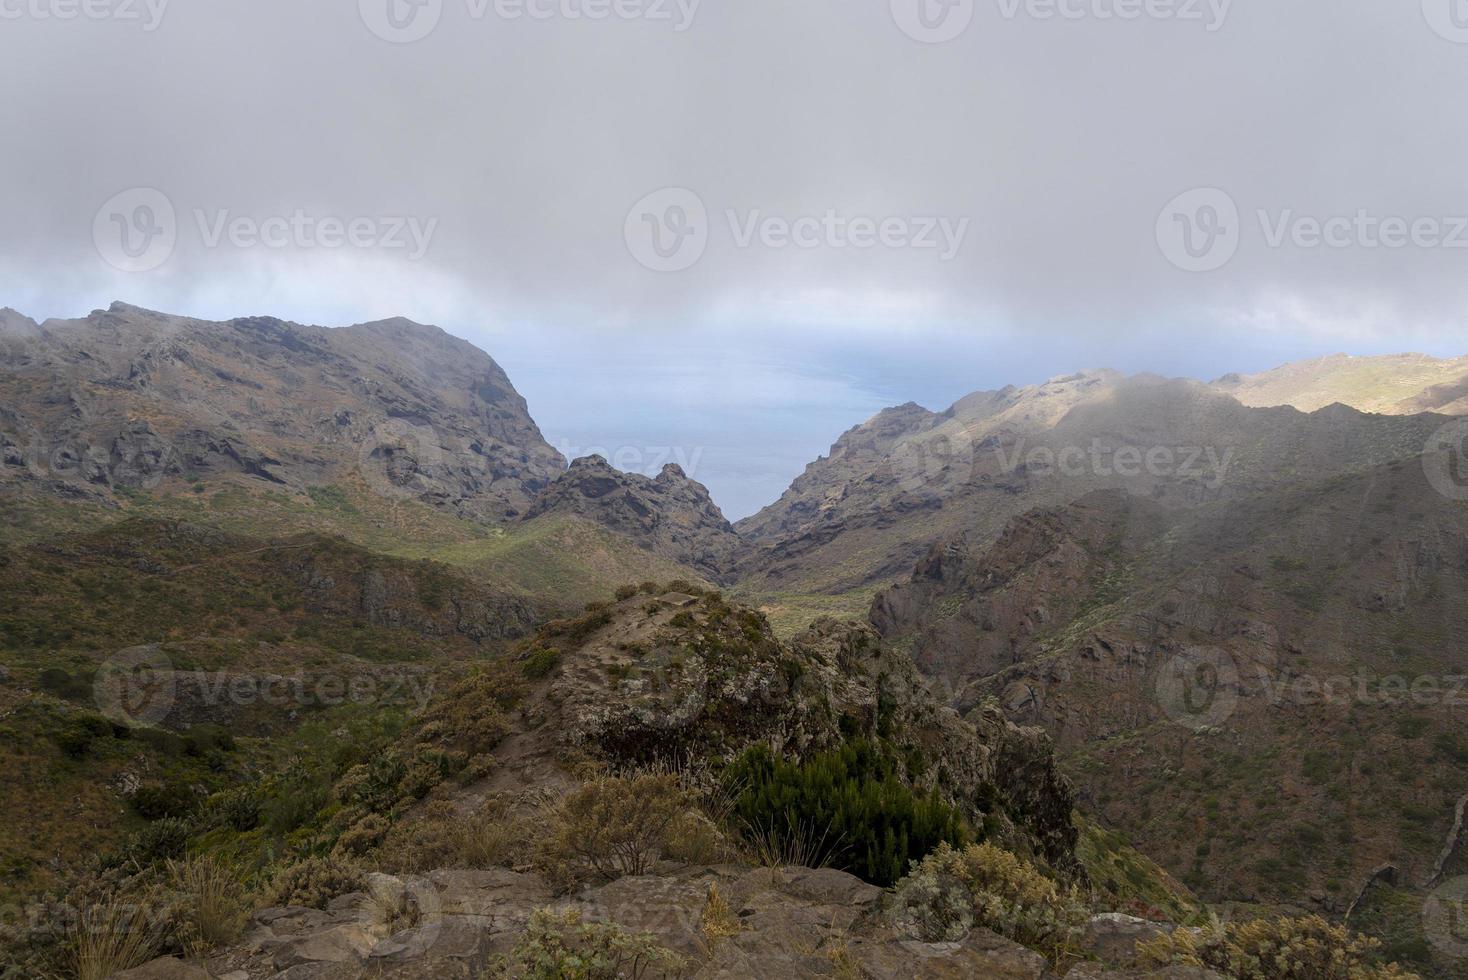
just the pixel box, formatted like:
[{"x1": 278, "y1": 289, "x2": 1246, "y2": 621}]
[
  {"x1": 198, "y1": 865, "x2": 1208, "y2": 979},
  {"x1": 505, "y1": 590, "x2": 1079, "y2": 876},
  {"x1": 0, "y1": 302, "x2": 565, "y2": 520},
  {"x1": 524, "y1": 455, "x2": 741, "y2": 580}
]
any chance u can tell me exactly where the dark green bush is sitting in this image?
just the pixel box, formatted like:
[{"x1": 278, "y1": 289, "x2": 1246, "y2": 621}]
[
  {"x1": 726, "y1": 739, "x2": 970, "y2": 887},
  {"x1": 127, "y1": 817, "x2": 190, "y2": 863},
  {"x1": 132, "y1": 781, "x2": 196, "y2": 820},
  {"x1": 521, "y1": 647, "x2": 561, "y2": 679}
]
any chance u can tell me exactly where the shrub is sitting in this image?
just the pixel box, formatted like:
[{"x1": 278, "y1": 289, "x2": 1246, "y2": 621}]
[
  {"x1": 538, "y1": 774, "x2": 687, "y2": 880},
  {"x1": 67, "y1": 894, "x2": 166, "y2": 980},
  {"x1": 127, "y1": 818, "x2": 190, "y2": 864},
  {"x1": 615, "y1": 584, "x2": 640, "y2": 602},
  {"x1": 333, "y1": 813, "x2": 391, "y2": 859},
  {"x1": 890, "y1": 842, "x2": 1087, "y2": 962},
  {"x1": 416, "y1": 666, "x2": 523, "y2": 757},
  {"x1": 502, "y1": 907, "x2": 686, "y2": 979},
  {"x1": 699, "y1": 883, "x2": 740, "y2": 949},
  {"x1": 1137, "y1": 914, "x2": 1417, "y2": 979},
  {"x1": 521, "y1": 647, "x2": 561, "y2": 679},
  {"x1": 662, "y1": 810, "x2": 727, "y2": 865},
  {"x1": 169, "y1": 855, "x2": 246, "y2": 949},
  {"x1": 132, "y1": 781, "x2": 196, "y2": 821},
  {"x1": 266, "y1": 857, "x2": 365, "y2": 909},
  {"x1": 205, "y1": 787, "x2": 260, "y2": 832},
  {"x1": 727, "y1": 740, "x2": 969, "y2": 887},
  {"x1": 374, "y1": 801, "x2": 517, "y2": 873}
]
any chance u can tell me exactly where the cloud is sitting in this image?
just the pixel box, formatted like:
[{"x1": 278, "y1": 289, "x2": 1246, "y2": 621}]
[{"x1": 3, "y1": 0, "x2": 1467, "y2": 515}]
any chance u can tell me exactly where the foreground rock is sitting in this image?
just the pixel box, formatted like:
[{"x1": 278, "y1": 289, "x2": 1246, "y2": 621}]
[{"x1": 199, "y1": 865, "x2": 1207, "y2": 979}]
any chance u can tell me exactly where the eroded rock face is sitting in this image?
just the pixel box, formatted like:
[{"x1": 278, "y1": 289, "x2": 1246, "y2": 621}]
[
  {"x1": 524, "y1": 455, "x2": 741, "y2": 581},
  {"x1": 0, "y1": 302, "x2": 565, "y2": 521}
]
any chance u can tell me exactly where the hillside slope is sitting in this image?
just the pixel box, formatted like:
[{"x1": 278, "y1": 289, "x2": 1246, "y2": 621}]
[
  {"x1": 869, "y1": 455, "x2": 1468, "y2": 956},
  {"x1": 0, "y1": 302, "x2": 566, "y2": 520}
]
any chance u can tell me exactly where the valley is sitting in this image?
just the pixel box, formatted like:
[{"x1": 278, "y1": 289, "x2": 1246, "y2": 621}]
[{"x1": 3, "y1": 304, "x2": 1466, "y2": 977}]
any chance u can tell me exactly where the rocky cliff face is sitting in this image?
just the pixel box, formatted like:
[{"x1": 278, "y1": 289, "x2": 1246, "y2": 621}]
[
  {"x1": 525, "y1": 454, "x2": 742, "y2": 581},
  {"x1": 0, "y1": 302, "x2": 565, "y2": 521}
]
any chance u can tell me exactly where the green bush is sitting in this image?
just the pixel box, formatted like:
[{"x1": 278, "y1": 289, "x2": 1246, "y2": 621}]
[
  {"x1": 204, "y1": 788, "x2": 260, "y2": 832},
  {"x1": 503, "y1": 907, "x2": 686, "y2": 979},
  {"x1": 131, "y1": 782, "x2": 196, "y2": 821},
  {"x1": 726, "y1": 740, "x2": 969, "y2": 887},
  {"x1": 266, "y1": 857, "x2": 365, "y2": 909},
  {"x1": 1138, "y1": 914, "x2": 1416, "y2": 979},
  {"x1": 891, "y1": 842, "x2": 1087, "y2": 961},
  {"x1": 126, "y1": 817, "x2": 191, "y2": 863},
  {"x1": 521, "y1": 647, "x2": 561, "y2": 679}
]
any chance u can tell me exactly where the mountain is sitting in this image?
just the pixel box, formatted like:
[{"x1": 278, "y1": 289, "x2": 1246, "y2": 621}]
[
  {"x1": 524, "y1": 454, "x2": 741, "y2": 581},
  {"x1": 868, "y1": 457, "x2": 1468, "y2": 929},
  {"x1": 1213, "y1": 353, "x2": 1468, "y2": 416},
  {"x1": 0, "y1": 302, "x2": 566, "y2": 521},
  {"x1": 733, "y1": 370, "x2": 1452, "y2": 621}
]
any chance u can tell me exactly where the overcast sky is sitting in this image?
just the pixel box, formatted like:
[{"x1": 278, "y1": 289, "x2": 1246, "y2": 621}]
[{"x1": 4, "y1": 0, "x2": 1468, "y2": 518}]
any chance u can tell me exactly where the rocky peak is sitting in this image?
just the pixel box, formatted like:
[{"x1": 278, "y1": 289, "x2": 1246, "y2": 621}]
[
  {"x1": 0, "y1": 303, "x2": 565, "y2": 520},
  {"x1": 525, "y1": 454, "x2": 739, "y2": 581}
]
